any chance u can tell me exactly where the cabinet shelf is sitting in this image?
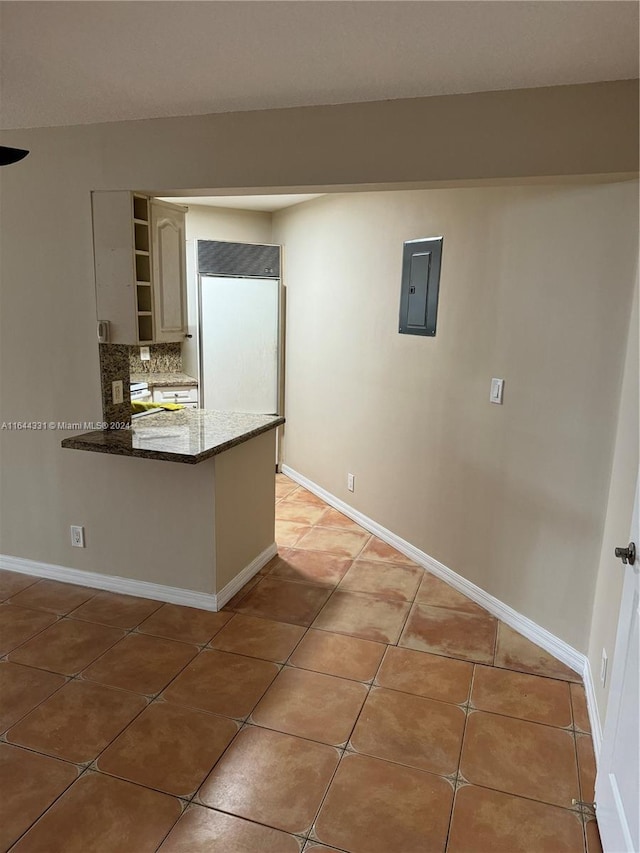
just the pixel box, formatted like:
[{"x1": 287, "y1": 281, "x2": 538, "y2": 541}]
[
  {"x1": 134, "y1": 223, "x2": 150, "y2": 253},
  {"x1": 136, "y1": 284, "x2": 152, "y2": 314},
  {"x1": 135, "y1": 253, "x2": 151, "y2": 283},
  {"x1": 135, "y1": 249, "x2": 150, "y2": 256},
  {"x1": 132, "y1": 196, "x2": 149, "y2": 222},
  {"x1": 137, "y1": 314, "x2": 154, "y2": 343}
]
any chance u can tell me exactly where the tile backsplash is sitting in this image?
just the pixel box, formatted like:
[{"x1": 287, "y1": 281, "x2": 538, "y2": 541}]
[
  {"x1": 129, "y1": 343, "x2": 182, "y2": 374},
  {"x1": 97, "y1": 343, "x2": 183, "y2": 427},
  {"x1": 99, "y1": 344, "x2": 131, "y2": 427}
]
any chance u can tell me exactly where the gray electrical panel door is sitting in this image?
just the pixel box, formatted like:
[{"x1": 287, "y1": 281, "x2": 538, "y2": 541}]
[{"x1": 398, "y1": 236, "x2": 443, "y2": 336}]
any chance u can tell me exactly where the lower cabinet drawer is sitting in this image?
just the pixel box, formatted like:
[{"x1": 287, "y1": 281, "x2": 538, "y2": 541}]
[{"x1": 152, "y1": 385, "x2": 198, "y2": 404}]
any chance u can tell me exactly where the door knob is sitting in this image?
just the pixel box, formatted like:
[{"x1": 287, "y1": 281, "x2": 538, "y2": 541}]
[{"x1": 614, "y1": 542, "x2": 636, "y2": 566}]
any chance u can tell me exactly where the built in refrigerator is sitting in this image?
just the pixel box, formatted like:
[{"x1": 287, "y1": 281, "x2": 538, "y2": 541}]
[{"x1": 196, "y1": 240, "x2": 281, "y2": 414}]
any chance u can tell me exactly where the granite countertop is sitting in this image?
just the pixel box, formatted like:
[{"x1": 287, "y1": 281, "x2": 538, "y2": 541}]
[
  {"x1": 61, "y1": 410, "x2": 284, "y2": 464},
  {"x1": 130, "y1": 372, "x2": 198, "y2": 387}
]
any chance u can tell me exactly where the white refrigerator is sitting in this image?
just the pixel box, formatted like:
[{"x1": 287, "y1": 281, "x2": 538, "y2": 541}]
[{"x1": 199, "y1": 275, "x2": 280, "y2": 414}]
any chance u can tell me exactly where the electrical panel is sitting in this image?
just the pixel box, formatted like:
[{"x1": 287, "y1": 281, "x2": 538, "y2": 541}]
[{"x1": 398, "y1": 236, "x2": 443, "y2": 337}]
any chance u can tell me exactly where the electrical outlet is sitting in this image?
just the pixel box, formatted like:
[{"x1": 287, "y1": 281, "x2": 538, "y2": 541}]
[
  {"x1": 70, "y1": 525, "x2": 85, "y2": 548},
  {"x1": 140, "y1": 346, "x2": 151, "y2": 361},
  {"x1": 600, "y1": 648, "x2": 608, "y2": 687},
  {"x1": 112, "y1": 380, "x2": 124, "y2": 405},
  {"x1": 347, "y1": 473, "x2": 355, "y2": 492}
]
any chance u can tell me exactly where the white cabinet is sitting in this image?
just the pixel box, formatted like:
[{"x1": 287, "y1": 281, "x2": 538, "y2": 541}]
[
  {"x1": 152, "y1": 385, "x2": 198, "y2": 408},
  {"x1": 93, "y1": 192, "x2": 187, "y2": 345},
  {"x1": 150, "y1": 200, "x2": 188, "y2": 343}
]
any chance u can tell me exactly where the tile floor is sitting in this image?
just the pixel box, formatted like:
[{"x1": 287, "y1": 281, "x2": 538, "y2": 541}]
[{"x1": 0, "y1": 474, "x2": 601, "y2": 852}]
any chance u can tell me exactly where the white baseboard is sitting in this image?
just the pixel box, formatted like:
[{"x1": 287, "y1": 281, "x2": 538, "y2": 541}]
[
  {"x1": 0, "y1": 543, "x2": 277, "y2": 613},
  {"x1": 215, "y1": 542, "x2": 278, "y2": 609},
  {"x1": 0, "y1": 553, "x2": 219, "y2": 611},
  {"x1": 282, "y1": 464, "x2": 603, "y2": 761},
  {"x1": 582, "y1": 657, "x2": 603, "y2": 758}
]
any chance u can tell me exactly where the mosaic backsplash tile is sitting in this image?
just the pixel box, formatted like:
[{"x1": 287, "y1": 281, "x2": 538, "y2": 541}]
[
  {"x1": 99, "y1": 344, "x2": 131, "y2": 427},
  {"x1": 129, "y1": 343, "x2": 182, "y2": 374}
]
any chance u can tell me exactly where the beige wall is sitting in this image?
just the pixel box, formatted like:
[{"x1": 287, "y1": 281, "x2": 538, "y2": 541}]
[
  {"x1": 587, "y1": 280, "x2": 639, "y2": 722},
  {"x1": 0, "y1": 82, "x2": 636, "y2": 643},
  {"x1": 184, "y1": 203, "x2": 272, "y2": 243},
  {"x1": 273, "y1": 183, "x2": 639, "y2": 651},
  {"x1": 1, "y1": 80, "x2": 635, "y2": 195},
  {"x1": 214, "y1": 431, "x2": 276, "y2": 591}
]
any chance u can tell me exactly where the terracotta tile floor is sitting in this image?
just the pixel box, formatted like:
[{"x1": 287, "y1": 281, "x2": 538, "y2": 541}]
[{"x1": 0, "y1": 474, "x2": 601, "y2": 852}]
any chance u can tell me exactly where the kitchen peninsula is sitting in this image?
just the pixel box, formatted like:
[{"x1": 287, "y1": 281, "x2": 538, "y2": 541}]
[
  {"x1": 62, "y1": 409, "x2": 283, "y2": 464},
  {"x1": 61, "y1": 410, "x2": 284, "y2": 609}
]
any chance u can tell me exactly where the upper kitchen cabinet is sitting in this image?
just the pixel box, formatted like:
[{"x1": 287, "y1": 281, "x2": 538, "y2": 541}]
[
  {"x1": 150, "y1": 199, "x2": 187, "y2": 343},
  {"x1": 92, "y1": 191, "x2": 187, "y2": 345}
]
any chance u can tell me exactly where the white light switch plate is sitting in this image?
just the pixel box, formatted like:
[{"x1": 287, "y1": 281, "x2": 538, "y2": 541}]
[
  {"x1": 490, "y1": 378, "x2": 504, "y2": 404},
  {"x1": 140, "y1": 346, "x2": 151, "y2": 361}
]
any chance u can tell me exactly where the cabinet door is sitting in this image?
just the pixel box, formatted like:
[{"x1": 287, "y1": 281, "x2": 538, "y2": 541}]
[{"x1": 151, "y1": 200, "x2": 187, "y2": 342}]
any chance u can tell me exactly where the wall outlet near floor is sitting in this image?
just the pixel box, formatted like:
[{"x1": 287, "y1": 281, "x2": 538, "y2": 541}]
[
  {"x1": 600, "y1": 648, "x2": 608, "y2": 687},
  {"x1": 70, "y1": 525, "x2": 85, "y2": 548},
  {"x1": 112, "y1": 379, "x2": 124, "y2": 405},
  {"x1": 347, "y1": 473, "x2": 355, "y2": 492}
]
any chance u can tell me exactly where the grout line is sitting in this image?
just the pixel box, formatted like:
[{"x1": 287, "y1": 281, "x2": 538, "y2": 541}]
[
  {"x1": 0, "y1": 670, "x2": 72, "y2": 739},
  {"x1": 0, "y1": 575, "x2": 42, "y2": 600},
  {"x1": 443, "y1": 664, "x2": 478, "y2": 849},
  {"x1": 490, "y1": 659, "x2": 584, "y2": 685},
  {"x1": 304, "y1": 747, "x2": 347, "y2": 844},
  {"x1": 281, "y1": 622, "x2": 314, "y2": 668},
  {"x1": 463, "y1": 706, "x2": 586, "y2": 737},
  {"x1": 152, "y1": 802, "x2": 188, "y2": 852},
  {"x1": 62, "y1": 586, "x2": 126, "y2": 620},
  {"x1": 188, "y1": 720, "x2": 250, "y2": 809},
  {"x1": 341, "y1": 737, "x2": 466, "y2": 785},
  {"x1": 84, "y1": 763, "x2": 195, "y2": 804},
  {"x1": 155, "y1": 643, "x2": 268, "y2": 707},
  {"x1": 5, "y1": 762, "x2": 90, "y2": 850},
  {"x1": 455, "y1": 778, "x2": 590, "y2": 816},
  {"x1": 2, "y1": 609, "x2": 66, "y2": 657},
  {"x1": 568, "y1": 684, "x2": 593, "y2": 736},
  {"x1": 573, "y1": 731, "x2": 592, "y2": 812},
  {"x1": 0, "y1": 739, "x2": 85, "y2": 769},
  {"x1": 393, "y1": 598, "x2": 414, "y2": 647},
  {"x1": 67, "y1": 600, "x2": 166, "y2": 632},
  {"x1": 576, "y1": 789, "x2": 590, "y2": 853},
  {"x1": 303, "y1": 633, "x2": 391, "y2": 843},
  {"x1": 191, "y1": 798, "x2": 309, "y2": 846}
]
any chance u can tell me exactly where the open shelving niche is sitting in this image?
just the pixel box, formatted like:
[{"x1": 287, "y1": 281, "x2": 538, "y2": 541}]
[{"x1": 132, "y1": 194, "x2": 154, "y2": 344}]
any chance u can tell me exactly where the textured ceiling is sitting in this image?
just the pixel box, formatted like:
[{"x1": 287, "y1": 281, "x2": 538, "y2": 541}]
[{"x1": 1, "y1": 1, "x2": 638, "y2": 130}]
